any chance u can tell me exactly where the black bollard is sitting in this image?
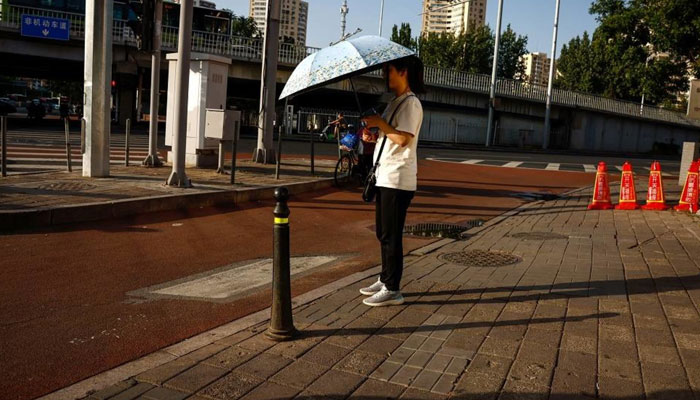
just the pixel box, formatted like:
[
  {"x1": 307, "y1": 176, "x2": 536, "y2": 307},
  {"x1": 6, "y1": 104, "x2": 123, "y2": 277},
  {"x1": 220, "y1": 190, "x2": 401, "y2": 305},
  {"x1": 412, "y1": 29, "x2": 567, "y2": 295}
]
[{"x1": 266, "y1": 187, "x2": 297, "y2": 341}]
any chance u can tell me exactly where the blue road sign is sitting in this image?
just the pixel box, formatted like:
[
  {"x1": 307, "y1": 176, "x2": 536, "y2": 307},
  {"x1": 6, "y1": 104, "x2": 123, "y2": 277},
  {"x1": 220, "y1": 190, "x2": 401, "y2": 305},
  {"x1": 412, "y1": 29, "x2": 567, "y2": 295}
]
[{"x1": 21, "y1": 14, "x2": 70, "y2": 41}]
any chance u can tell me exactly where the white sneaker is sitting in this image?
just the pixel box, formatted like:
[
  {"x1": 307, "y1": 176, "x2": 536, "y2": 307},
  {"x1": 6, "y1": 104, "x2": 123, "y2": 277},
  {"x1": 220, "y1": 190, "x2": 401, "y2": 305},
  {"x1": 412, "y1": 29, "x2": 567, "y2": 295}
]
[
  {"x1": 362, "y1": 286, "x2": 404, "y2": 307},
  {"x1": 359, "y1": 278, "x2": 385, "y2": 296}
]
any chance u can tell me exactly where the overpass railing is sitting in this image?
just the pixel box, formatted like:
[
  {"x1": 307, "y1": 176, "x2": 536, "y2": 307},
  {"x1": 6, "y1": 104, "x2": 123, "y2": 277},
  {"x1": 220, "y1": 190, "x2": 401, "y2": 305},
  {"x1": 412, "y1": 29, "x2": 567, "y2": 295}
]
[
  {"x1": 420, "y1": 66, "x2": 699, "y2": 127},
  {"x1": 0, "y1": 4, "x2": 318, "y2": 65},
  {"x1": 1, "y1": 4, "x2": 696, "y2": 128}
]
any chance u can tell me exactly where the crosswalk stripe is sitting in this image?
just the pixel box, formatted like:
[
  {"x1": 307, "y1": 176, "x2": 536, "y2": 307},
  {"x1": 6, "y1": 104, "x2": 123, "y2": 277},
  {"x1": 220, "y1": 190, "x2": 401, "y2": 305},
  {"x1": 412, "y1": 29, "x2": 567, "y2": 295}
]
[
  {"x1": 503, "y1": 161, "x2": 523, "y2": 168},
  {"x1": 460, "y1": 159, "x2": 483, "y2": 164},
  {"x1": 583, "y1": 164, "x2": 597, "y2": 173},
  {"x1": 545, "y1": 163, "x2": 560, "y2": 171}
]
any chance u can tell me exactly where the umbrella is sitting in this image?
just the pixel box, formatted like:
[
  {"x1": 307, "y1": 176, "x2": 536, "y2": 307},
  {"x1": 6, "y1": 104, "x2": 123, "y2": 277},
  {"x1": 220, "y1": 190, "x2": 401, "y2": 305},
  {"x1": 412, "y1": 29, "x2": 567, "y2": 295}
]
[{"x1": 279, "y1": 35, "x2": 416, "y2": 101}]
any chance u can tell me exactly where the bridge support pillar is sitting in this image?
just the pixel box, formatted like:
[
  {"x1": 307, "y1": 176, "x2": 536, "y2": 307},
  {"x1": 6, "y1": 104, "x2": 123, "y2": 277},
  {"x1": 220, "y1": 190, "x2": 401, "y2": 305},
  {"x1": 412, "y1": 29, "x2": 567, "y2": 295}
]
[{"x1": 83, "y1": 0, "x2": 113, "y2": 177}]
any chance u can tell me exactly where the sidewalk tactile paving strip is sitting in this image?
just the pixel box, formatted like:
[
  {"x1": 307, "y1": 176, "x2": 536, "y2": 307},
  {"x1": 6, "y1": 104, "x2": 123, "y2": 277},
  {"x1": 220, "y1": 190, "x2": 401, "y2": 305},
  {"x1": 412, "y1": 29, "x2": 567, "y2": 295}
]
[{"x1": 439, "y1": 249, "x2": 522, "y2": 267}]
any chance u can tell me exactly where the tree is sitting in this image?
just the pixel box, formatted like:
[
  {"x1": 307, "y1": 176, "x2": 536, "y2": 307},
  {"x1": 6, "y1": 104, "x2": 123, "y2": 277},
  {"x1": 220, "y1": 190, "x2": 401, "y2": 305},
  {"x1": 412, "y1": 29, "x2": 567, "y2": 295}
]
[
  {"x1": 556, "y1": 32, "x2": 595, "y2": 93},
  {"x1": 229, "y1": 14, "x2": 260, "y2": 38},
  {"x1": 416, "y1": 25, "x2": 527, "y2": 79},
  {"x1": 455, "y1": 25, "x2": 493, "y2": 75},
  {"x1": 555, "y1": 0, "x2": 691, "y2": 107},
  {"x1": 496, "y1": 24, "x2": 528, "y2": 79},
  {"x1": 390, "y1": 23, "x2": 417, "y2": 50},
  {"x1": 417, "y1": 31, "x2": 462, "y2": 69}
]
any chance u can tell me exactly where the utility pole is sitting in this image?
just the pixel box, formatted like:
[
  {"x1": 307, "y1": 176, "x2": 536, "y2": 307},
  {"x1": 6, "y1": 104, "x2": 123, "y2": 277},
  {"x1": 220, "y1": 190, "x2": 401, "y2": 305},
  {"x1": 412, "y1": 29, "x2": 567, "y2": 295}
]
[
  {"x1": 166, "y1": 0, "x2": 193, "y2": 186},
  {"x1": 485, "y1": 0, "x2": 503, "y2": 147},
  {"x1": 253, "y1": 0, "x2": 281, "y2": 164},
  {"x1": 144, "y1": 0, "x2": 163, "y2": 167},
  {"x1": 378, "y1": 0, "x2": 385, "y2": 36},
  {"x1": 83, "y1": 0, "x2": 113, "y2": 177},
  {"x1": 340, "y1": 0, "x2": 348, "y2": 39},
  {"x1": 542, "y1": 0, "x2": 560, "y2": 150}
]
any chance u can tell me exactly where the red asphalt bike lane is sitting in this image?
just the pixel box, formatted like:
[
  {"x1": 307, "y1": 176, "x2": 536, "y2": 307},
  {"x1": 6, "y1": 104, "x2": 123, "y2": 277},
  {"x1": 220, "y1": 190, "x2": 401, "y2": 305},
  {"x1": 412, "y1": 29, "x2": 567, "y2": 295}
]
[{"x1": 0, "y1": 160, "x2": 594, "y2": 399}]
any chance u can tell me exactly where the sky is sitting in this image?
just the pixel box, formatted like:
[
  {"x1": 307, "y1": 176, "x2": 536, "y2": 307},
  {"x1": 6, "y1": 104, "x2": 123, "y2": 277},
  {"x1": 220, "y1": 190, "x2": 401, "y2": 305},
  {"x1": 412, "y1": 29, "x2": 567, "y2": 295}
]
[{"x1": 217, "y1": 0, "x2": 598, "y2": 57}]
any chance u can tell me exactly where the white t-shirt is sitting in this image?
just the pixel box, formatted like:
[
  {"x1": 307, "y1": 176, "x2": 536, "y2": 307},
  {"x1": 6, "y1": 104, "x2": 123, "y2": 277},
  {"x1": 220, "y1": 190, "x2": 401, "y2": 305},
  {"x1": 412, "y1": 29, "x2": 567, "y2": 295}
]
[{"x1": 373, "y1": 91, "x2": 423, "y2": 192}]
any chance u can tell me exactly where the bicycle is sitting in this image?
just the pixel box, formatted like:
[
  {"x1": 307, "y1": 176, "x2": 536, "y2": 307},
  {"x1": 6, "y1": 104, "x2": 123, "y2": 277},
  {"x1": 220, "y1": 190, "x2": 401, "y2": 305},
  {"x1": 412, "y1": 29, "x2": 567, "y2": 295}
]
[{"x1": 334, "y1": 132, "x2": 370, "y2": 187}]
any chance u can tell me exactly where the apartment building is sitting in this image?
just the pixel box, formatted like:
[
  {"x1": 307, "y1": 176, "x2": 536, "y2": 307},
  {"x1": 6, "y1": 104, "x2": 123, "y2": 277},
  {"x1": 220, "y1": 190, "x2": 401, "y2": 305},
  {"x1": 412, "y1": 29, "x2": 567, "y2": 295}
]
[
  {"x1": 421, "y1": 0, "x2": 487, "y2": 35},
  {"x1": 249, "y1": 0, "x2": 308, "y2": 45},
  {"x1": 522, "y1": 52, "x2": 552, "y2": 86}
]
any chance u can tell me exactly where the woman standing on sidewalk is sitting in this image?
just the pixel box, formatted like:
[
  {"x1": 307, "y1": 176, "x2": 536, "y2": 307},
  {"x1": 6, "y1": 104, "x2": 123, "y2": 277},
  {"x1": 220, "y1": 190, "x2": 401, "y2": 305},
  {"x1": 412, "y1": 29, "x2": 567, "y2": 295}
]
[{"x1": 359, "y1": 56, "x2": 425, "y2": 307}]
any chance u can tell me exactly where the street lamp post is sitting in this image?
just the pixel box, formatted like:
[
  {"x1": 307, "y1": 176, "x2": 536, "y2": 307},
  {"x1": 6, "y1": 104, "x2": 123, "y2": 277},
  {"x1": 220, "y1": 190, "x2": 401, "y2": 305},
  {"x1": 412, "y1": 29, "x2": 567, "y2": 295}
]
[
  {"x1": 640, "y1": 54, "x2": 655, "y2": 116},
  {"x1": 485, "y1": 0, "x2": 504, "y2": 147},
  {"x1": 379, "y1": 0, "x2": 385, "y2": 36},
  {"x1": 543, "y1": 0, "x2": 561, "y2": 150}
]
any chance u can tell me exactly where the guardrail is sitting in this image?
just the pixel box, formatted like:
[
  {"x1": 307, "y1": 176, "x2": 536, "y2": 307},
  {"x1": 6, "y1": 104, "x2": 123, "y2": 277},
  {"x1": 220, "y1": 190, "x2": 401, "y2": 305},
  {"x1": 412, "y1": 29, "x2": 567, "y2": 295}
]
[{"x1": 1, "y1": 4, "x2": 696, "y2": 128}]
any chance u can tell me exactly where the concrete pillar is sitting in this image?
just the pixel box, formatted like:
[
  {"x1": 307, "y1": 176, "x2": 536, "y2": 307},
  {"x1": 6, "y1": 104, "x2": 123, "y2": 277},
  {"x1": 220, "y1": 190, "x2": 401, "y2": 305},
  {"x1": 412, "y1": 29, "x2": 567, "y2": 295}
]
[
  {"x1": 144, "y1": 0, "x2": 163, "y2": 167},
  {"x1": 83, "y1": 0, "x2": 113, "y2": 177},
  {"x1": 253, "y1": 0, "x2": 281, "y2": 164},
  {"x1": 679, "y1": 142, "x2": 700, "y2": 186},
  {"x1": 166, "y1": 0, "x2": 193, "y2": 187}
]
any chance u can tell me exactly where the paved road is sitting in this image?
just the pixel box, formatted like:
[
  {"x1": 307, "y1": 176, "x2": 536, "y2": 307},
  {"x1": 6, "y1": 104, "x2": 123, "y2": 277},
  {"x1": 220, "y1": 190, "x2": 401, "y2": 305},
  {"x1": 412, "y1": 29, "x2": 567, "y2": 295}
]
[
  {"x1": 0, "y1": 160, "x2": 593, "y2": 399},
  {"x1": 2, "y1": 126, "x2": 683, "y2": 176}
]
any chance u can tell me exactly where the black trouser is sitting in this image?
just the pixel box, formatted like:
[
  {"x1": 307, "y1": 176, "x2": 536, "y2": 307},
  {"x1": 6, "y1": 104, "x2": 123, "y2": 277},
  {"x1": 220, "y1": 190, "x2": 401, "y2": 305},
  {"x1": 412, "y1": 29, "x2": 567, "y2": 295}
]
[{"x1": 376, "y1": 187, "x2": 414, "y2": 291}]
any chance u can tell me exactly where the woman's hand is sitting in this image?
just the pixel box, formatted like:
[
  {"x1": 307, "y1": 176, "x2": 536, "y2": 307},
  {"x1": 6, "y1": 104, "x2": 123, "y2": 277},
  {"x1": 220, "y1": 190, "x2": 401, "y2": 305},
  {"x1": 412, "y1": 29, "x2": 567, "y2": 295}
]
[
  {"x1": 361, "y1": 115, "x2": 386, "y2": 129},
  {"x1": 362, "y1": 130, "x2": 377, "y2": 143}
]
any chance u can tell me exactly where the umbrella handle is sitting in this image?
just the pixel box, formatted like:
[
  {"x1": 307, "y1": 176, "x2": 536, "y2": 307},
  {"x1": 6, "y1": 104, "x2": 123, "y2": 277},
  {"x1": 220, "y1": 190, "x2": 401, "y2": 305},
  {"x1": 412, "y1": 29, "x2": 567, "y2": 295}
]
[{"x1": 349, "y1": 77, "x2": 363, "y2": 114}]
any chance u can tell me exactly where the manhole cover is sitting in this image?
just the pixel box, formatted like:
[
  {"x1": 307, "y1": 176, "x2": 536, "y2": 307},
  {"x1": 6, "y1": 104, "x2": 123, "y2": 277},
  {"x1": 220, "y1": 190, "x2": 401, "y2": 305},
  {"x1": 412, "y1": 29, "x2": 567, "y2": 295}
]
[
  {"x1": 510, "y1": 231, "x2": 568, "y2": 240},
  {"x1": 36, "y1": 182, "x2": 97, "y2": 191},
  {"x1": 439, "y1": 249, "x2": 522, "y2": 267},
  {"x1": 404, "y1": 220, "x2": 483, "y2": 239}
]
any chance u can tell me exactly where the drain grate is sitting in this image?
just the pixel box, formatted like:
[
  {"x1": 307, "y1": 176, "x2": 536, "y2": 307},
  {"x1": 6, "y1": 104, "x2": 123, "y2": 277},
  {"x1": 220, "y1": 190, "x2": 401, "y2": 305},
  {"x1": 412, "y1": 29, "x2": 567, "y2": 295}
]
[
  {"x1": 36, "y1": 182, "x2": 97, "y2": 192},
  {"x1": 510, "y1": 231, "x2": 568, "y2": 240},
  {"x1": 404, "y1": 220, "x2": 484, "y2": 239},
  {"x1": 439, "y1": 249, "x2": 522, "y2": 267}
]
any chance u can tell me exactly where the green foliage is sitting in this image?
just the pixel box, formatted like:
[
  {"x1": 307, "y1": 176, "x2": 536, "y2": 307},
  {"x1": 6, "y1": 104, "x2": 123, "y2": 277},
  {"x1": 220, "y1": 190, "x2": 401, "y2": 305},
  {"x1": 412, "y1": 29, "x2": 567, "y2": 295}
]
[
  {"x1": 393, "y1": 23, "x2": 527, "y2": 79},
  {"x1": 230, "y1": 14, "x2": 260, "y2": 38},
  {"x1": 390, "y1": 23, "x2": 417, "y2": 50},
  {"x1": 557, "y1": 0, "x2": 695, "y2": 108},
  {"x1": 496, "y1": 25, "x2": 528, "y2": 80}
]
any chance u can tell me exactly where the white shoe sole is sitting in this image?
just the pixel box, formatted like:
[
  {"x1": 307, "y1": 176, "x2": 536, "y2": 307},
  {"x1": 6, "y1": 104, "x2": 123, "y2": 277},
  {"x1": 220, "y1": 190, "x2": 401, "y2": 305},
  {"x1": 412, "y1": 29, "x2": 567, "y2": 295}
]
[
  {"x1": 359, "y1": 288, "x2": 381, "y2": 296},
  {"x1": 362, "y1": 296, "x2": 405, "y2": 307}
]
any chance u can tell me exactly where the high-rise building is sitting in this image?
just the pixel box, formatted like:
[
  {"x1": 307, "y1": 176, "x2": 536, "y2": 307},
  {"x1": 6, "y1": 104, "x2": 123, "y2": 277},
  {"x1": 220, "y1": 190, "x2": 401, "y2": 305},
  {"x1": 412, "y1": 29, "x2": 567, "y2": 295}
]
[
  {"x1": 522, "y1": 52, "x2": 552, "y2": 86},
  {"x1": 249, "y1": 0, "x2": 308, "y2": 45},
  {"x1": 421, "y1": 0, "x2": 487, "y2": 35}
]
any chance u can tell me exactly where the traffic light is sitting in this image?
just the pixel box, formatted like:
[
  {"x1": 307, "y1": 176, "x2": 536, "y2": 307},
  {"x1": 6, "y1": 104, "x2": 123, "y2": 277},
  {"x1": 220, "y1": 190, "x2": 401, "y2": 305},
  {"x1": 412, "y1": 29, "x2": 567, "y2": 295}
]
[{"x1": 126, "y1": 0, "x2": 154, "y2": 52}]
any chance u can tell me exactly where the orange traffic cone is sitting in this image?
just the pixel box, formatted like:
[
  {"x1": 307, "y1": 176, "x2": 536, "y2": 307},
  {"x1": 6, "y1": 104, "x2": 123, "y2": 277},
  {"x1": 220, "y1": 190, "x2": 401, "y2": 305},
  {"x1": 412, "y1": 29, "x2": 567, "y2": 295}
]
[
  {"x1": 588, "y1": 161, "x2": 614, "y2": 210},
  {"x1": 615, "y1": 162, "x2": 639, "y2": 210},
  {"x1": 675, "y1": 160, "x2": 699, "y2": 213},
  {"x1": 641, "y1": 161, "x2": 669, "y2": 210}
]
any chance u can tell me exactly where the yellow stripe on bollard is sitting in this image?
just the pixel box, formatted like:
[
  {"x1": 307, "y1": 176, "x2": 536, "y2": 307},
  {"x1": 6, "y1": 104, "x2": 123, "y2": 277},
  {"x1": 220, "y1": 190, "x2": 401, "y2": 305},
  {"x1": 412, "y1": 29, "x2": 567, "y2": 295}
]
[{"x1": 274, "y1": 217, "x2": 289, "y2": 225}]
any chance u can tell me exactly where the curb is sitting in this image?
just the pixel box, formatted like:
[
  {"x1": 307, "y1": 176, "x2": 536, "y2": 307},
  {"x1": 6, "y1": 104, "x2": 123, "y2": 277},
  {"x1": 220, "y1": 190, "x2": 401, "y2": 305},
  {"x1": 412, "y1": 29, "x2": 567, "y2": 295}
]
[{"x1": 0, "y1": 178, "x2": 334, "y2": 231}]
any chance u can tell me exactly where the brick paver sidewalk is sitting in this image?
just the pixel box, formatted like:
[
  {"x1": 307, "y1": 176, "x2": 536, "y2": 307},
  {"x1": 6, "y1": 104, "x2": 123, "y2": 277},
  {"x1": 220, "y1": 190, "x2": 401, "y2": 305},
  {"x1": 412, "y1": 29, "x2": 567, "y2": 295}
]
[{"x1": 81, "y1": 189, "x2": 700, "y2": 400}]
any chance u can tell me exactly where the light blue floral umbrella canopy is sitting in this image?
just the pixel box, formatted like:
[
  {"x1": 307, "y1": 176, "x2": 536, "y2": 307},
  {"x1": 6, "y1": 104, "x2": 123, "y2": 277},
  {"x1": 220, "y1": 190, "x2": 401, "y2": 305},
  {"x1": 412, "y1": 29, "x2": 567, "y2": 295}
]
[{"x1": 279, "y1": 35, "x2": 416, "y2": 100}]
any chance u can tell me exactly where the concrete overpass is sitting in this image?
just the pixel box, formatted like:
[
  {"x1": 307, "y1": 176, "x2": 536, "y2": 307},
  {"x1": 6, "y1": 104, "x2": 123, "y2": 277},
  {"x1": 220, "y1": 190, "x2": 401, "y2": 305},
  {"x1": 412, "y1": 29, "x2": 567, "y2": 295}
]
[{"x1": 1, "y1": 3, "x2": 699, "y2": 153}]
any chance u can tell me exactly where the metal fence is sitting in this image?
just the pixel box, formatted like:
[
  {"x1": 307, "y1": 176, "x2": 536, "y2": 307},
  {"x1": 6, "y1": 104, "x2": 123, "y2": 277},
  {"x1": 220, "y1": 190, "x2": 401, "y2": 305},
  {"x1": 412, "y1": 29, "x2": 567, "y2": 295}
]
[
  {"x1": 1, "y1": 4, "x2": 697, "y2": 129},
  {"x1": 296, "y1": 109, "x2": 360, "y2": 135}
]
